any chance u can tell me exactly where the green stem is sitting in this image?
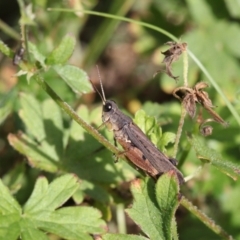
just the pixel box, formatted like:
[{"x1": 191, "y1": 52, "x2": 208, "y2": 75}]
[
  {"x1": 0, "y1": 19, "x2": 21, "y2": 40},
  {"x1": 173, "y1": 48, "x2": 189, "y2": 158},
  {"x1": 48, "y1": 8, "x2": 240, "y2": 127},
  {"x1": 188, "y1": 50, "x2": 240, "y2": 126},
  {"x1": 173, "y1": 105, "x2": 187, "y2": 158},
  {"x1": 47, "y1": 8, "x2": 178, "y2": 41},
  {"x1": 116, "y1": 203, "x2": 126, "y2": 234},
  {"x1": 181, "y1": 196, "x2": 233, "y2": 240},
  {"x1": 183, "y1": 49, "x2": 188, "y2": 87},
  {"x1": 34, "y1": 73, "x2": 120, "y2": 155}
]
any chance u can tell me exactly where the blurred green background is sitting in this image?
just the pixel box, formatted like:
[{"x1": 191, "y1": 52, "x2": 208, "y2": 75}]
[{"x1": 0, "y1": 0, "x2": 240, "y2": 239}]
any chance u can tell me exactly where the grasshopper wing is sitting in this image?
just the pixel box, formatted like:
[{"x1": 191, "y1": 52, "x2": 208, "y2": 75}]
[{"x1": 123, "y1": 122, "x2": 184, "y2": 184}]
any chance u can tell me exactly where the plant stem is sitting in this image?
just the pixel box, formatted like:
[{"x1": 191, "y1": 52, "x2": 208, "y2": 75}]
[
  {"x1": 48, "y1": 8, "x2": 178, "y2": 42},
  {"x1": 181, "y1": 196, "x2": 233, "y2": 240},
  {"x1": 116, "y1": 203, "x2": 126, "y2": 234},
  {"x1": 173, "y1": 105, "x2": 187, "y2": 158},
  {"x1": 173, "y1": 48, "x2": 188, "y2": 158},
  {"x1": 188, "y1": 50, "x2": 240, "y2": 126},
  {"x1": 48, "y1": 7, "x2": 240, "y2": 127},
  {"x1": 34, "y1": 73, "x2": 120, "y2": 155},
  {"x1": 0, "y1": 19, "x2": 21, "y2": 40},
  {"x1": 183, "y1": 49, "x2": 188, "y2": 87}
]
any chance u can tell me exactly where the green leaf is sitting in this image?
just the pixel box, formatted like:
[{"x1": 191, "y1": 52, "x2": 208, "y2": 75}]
[
  {"x1": 0, "y1": 180, "x2": 21, "y2": 215},
  {"x1": 0, "y1": 90, "x2": 15, "y2": 125},
  {"x1": 103, "y1": 233, "x2": 148, "y2": 240},
  {"x1": 0, "y1": 214, "x2": 21, "y2": 240},
  {"x1": 0, "y1": 175, "x2": 106, "y2": 239},
  {"x1": 28, "y1": 42, "x2": 46, "y2": 67},
  {"x1": 126, "y1": 178, "x2": 164, "y2": 240},
  {"x1": 53, "y1": 64, "x2": 93, "y2": 94},
  {"x1": 24, "y1": 174, "x2": 79, "y2": 213},
  {"x1": 187, "y1": 133, "x2": 240, "y2": 180},
  {"x1": 45, "y1": 34, "x2": 76, "y2": 65},
  {"x1": 42, "y1": 99, "x2": 64, "y2": 159},
  {"x1": 0, "y1": 180, "x2": 21, "y2": 239},
  {"x1": 186, "y1": 0, "x2": 215, "y2": 26},
  {"x1": 19, "y1": 93, "x2": 45, "y2": 142},
  {"x1": 0, "y1": 39, "x2": 13, "y2": 57},
  {"x1": 134, "y1": 109, "x2": 162, "y2": 146},
  {"x1": 8, "y1": 132, "x2": 59, "y2": 172},
  {"x1": 126, "y1": 176, "x2": 180, "y2": 240},
  {"x1": 79, "y1": 180, "x2": 110, "y2": 204},
  {"x1": 30, "y1": 207, "x2": 106, "y2": 239},
  {"x1": 158, "y1": 132, "x2": 176, "y2": 153},
  {"x1": 10, "y1": 95, "x2": 66, "y2": 172},
  {"x1": 225, "y1": 0, "x2": 240, "y2": 19},
  {"x1": 2, "y1": 162, "x2": 26, "y2": 195},
  {"x1": 134, "y1": 109, "x2": 147, "y2": 133},
  {"x1": 155, "y1": 172, "x2": 180, "y2": 240},
  {"x1": 21, "y1": 227, "x2": 49, "y2": 240},
  {"x1": 134, "y1": 109, "x2": 176, "y2": 152}
]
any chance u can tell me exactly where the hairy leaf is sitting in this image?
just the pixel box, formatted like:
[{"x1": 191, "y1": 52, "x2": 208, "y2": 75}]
[
  {"x1": 45, "y1": 34, "x2": 76, "y2": 65},
  {"x1": 187, "y1": 133, "x2": 240, "y2": 180}
]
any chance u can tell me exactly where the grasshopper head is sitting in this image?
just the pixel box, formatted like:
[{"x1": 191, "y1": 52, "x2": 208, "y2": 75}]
[{"x1": 102, "y1": 100, "x2": 118, "y2": 124}]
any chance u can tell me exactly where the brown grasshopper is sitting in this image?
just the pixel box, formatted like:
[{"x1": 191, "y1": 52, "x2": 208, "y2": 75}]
[{"x1": 92, "y1": 76, "x2": 185, "y2": 185}]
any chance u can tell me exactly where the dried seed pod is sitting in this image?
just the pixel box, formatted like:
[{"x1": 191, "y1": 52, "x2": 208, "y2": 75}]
[
  {"x1": 200, "y1": 125, "x2": 213, "y2": 136},
  {"x1": 161, "y1": 42, "x2": 187, "y2": 81},
  {"x1": 173, "y1": 82, "x2": 228, "y2": 127}
]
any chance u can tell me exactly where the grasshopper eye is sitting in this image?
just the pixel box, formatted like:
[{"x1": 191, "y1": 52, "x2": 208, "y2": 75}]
[{"x1": 103, "y1": 102, "x2": 112, "y2": 112}]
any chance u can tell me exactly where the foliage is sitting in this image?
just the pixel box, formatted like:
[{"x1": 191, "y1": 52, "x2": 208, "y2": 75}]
[{"x1": 0, "y1": 0, "x2": 240, "y2": 239}]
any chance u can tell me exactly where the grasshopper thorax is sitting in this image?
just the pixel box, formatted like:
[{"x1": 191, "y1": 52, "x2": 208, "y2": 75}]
[{"x1": 102, "y1": 100, "x2": 131, "y2": 131}]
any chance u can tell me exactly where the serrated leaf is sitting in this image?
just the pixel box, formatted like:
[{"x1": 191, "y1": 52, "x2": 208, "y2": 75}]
[
  {"x1": 0, "y1": 180, "x2": 21, "y2": 215},
  {"x1": 21, "y1": 227, "x2": 49, "y2": 240},
  {"x1": 126, "y1": 178, "x2": 164, "y2": 240},
  {"x1": 46, "y1": 34, "x2": 76, "y2": 65},
  {"x1": 11, "y1": 95, "x2": 65, "y2": 172},
  {"x1": 30, "y1": 207, "x2": 106, "y2": 240},
  {"x1": 42, "y1": 99, "x2": 64, "y2": 159},
  {"x1": 19, "y1": 93, "x2": 45, "y2": 142},
  {"x1": 0, "y1": 175, "x2": 106, "y2": 239},
  {"x1": 134, "y1": 109, "x2": 147, "y2": 133},
  {"x1": 155, "y1": 172, "x2": 180, "y2": 240},
  {"x1": 0, "y1": 90, "x2": 15, "y2": 125},
  {"x1": 8, "y1": 132, "x2": 59, "y2": 172},
  {"x1": 0, "y1": 182, "x2": 21, "y2": 238},
  {"x1": 0, "y1": 214, "x2": 21, "y2": 240},
  {"x1": 158, "y1": 132, "x2": 176, "y2": 153},
  {"x1": 134, "y1": 109, "x2": 174, "y2": 150},
  {"x1": 126, "y1": 177, "x2": 180, "y2": 240},
  {"x1": 187, "y1": 133, "x2": 240, "y2": 180},
  {"x1": 24, "y1": 174, "x2": 79, "y2": 213},
  {"x1": 103, "y1": 233, "x2": 148, "y2": 240},
  {"x1": 53, "y1": 64, "x2": 92, "y2": 94}
]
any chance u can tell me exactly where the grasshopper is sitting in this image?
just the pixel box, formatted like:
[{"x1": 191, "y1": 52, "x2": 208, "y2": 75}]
[{"x1": 92, "y1": 76, "x2": 185, "y2": 185}]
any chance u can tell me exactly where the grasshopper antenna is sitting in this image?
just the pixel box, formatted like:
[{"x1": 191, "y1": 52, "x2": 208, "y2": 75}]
[
  {"x1": 96, "y1": 65, "x2": 106, "y2": 103},
  {"x1": 90, "y1": 65, "x2": 106, "y2": 104}
]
